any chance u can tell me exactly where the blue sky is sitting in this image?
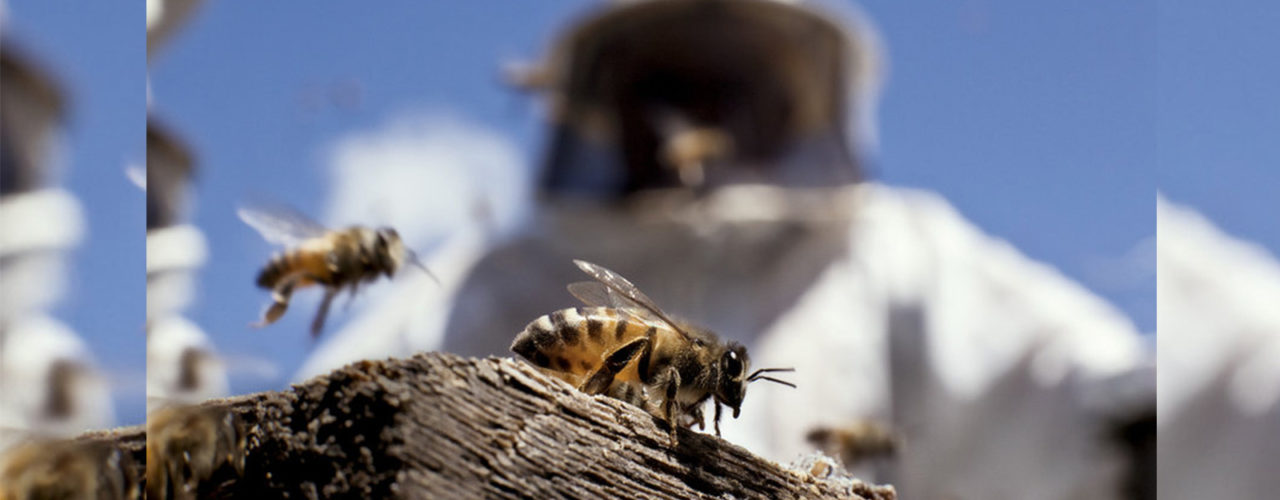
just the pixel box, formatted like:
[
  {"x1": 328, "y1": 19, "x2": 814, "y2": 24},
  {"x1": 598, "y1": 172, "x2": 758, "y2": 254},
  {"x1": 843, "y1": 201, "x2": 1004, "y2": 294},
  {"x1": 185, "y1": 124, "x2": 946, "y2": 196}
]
[
  {"x1": 18, "y1": 0, "x2": 1277, "y2": 424},
  {"x1": 1155, "y1": 0, "x2": 1280, "y2": 250}
]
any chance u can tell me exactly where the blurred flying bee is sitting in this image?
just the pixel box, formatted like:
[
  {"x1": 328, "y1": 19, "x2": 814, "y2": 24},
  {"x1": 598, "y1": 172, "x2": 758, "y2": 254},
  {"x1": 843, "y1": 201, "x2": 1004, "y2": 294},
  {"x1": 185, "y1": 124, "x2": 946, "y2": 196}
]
[
  {"x1": 806, "y1": 420, "x2": 899, "y2": 468},
  {"x1": 239, "y1": 206, "x2": 436, "y2": 338},
  {"x1": 0, "y1": 438, "x2": 140, "y2": 500},
  {"x1": 511, "y1": 260, "x2": 795, "y2": 445},
  {"x1": 146, "y1": 405, "x2": 246, "y2": 500}
]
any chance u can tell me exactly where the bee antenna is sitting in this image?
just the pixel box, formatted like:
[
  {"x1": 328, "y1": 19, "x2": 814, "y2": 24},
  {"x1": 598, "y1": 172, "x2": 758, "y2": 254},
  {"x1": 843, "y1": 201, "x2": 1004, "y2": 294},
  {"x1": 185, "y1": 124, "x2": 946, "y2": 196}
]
[
  {"x1": 749, "y1": 376, "x2": 797, "y2": 389},
  {"x1": 748, "y1": 367, "x2": 796, "y2": 388},
  {"x1": 405, "y1": 250, "x2": 441, "y2": 285},
  {"x1": 748, "y1": 367, "x2": 795, "y2": 379}
]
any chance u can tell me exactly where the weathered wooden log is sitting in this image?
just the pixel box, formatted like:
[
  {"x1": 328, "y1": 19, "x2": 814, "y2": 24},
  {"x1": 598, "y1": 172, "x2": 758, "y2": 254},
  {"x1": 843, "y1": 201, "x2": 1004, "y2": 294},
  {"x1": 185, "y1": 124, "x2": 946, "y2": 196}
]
[{"x1": 120, "y1": 352, "x2": 896, "y2": 499}]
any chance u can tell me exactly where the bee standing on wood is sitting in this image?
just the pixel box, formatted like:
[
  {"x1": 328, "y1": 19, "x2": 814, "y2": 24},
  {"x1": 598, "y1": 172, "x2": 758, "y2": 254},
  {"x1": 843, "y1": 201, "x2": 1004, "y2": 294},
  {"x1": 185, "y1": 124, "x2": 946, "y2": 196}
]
[
  {"x1": 239, "y1": 206, "x2": 436, "y2": 338},
  {"x1": 0, "y1": 439, "x2": 140, "y2": 500},
  {"x1": 511, "y1": 260, "x2": 795, "y2": 445}
]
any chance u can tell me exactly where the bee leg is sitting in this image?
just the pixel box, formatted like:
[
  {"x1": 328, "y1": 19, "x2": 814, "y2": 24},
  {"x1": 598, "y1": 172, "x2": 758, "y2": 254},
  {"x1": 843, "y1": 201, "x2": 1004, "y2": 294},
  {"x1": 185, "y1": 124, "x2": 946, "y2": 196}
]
[
  {"x1": 255, "y1": 277, "x2": 299, "y2": 327},
  {"x1": 310, "y1": 287, "x2": 339, "y2": 338},
  {"x1": 166, "y1": 457, "x2": 186, "y2": 499},
  {"x1": 344, "y1": 281, "x2": 360, "y2": 311},
  {"x1": 713, "y1": 402, "x2": 723, "y2": 437},
  {"x1": 606, "y1": 382, "x2": 647, "y2": 408},
  {"x1": 653, "y1": 365, "x2": 682, "y2": 447},
  {"x1": 580, "y1": 337, "x2": 649, "y2": 395},
  {"x1": 683, "y1": 404, "x2": 705, "y2": 430}
]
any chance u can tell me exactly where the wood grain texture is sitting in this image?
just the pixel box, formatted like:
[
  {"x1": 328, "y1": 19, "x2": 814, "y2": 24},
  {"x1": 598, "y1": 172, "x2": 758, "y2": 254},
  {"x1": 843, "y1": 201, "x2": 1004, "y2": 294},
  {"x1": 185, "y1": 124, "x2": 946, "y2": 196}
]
[{"x1": 103, "y1": 352, "x2": 895, "y2": 499}]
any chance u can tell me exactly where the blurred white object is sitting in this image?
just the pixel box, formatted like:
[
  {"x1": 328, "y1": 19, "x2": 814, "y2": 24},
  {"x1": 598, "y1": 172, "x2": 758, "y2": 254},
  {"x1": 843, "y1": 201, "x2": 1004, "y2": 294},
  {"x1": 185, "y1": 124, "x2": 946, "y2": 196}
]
[
  {"x1": 0, "y1": 33, "x2": 116, "y2": 451},
  {"x1": 145, "y1": 221, "x2": 207, "y2": 270},
  {"x1": 727, "y1": 185, "x2": 1146, "y2": 499},
  {"x1": 146, "y1": 0, "x2": 203, "y2": 59},
  {"x1": 1157, "y1": 196, "x2": 1280, "y2": 500},
  {"x1": 0, "y1": 189, "x2": 84, "y2": 253},
  {"x1": 146, "y1": 316, "x2": 228, "y2": 411},
  {"x1": 0, "y1": 190, "x2": 84, "y2": 323},
  {"x1": 146, "y1": 224, "x2": 208, "y2": 320},
  {"x1": 294, "y1": 114, "x2": 527, "y2": 380},
  {"x1": 436, "y1": 180, "x2": 1148, "y2": 499},
  {"x1": 0, "y1": 315, "x2": 115, "y2": 452},
  {"x1": 146, "y1": 222, "x2": 226, "y2": 410},
  {"x1": 125, "y1": 163, "x2": 146, "y2": 190},
  {"x1": 143, "y1": 117, "x2": 228, "y2": 408}
]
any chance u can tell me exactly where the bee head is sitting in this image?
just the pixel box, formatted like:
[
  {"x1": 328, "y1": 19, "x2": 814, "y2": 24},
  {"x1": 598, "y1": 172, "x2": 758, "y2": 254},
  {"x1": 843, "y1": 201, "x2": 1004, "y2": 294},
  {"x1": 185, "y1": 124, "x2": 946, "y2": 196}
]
[
  {"x1": 374, "y1": 227, "x2": 406, "y2": 276},
  {"x1": 373, "y1": 227, "x2": 439, "y2": 283},
  {"x1": 716, "y1": 344, "x2": 798, "y2": 419},
  {"x1": 716, "y1": 343, "x2": 751, "y2": 416}
]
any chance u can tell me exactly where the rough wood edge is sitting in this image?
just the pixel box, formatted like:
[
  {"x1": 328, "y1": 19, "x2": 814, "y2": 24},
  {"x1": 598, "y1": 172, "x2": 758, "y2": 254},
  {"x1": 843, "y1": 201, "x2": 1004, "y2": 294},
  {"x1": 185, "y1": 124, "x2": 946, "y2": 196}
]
[{"x1": 104, "y1": 352, "x2": 896, "y2": 499}]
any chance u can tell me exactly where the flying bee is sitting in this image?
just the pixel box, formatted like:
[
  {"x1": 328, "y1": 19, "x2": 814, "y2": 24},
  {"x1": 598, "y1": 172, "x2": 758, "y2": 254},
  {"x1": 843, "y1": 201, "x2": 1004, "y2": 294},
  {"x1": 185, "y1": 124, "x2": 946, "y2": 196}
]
[
  {"x1": 511, "y1": 259, "x2": 795, "y2": 446},
  {"x1": 238, "y1": 206, "x2": 436, "y2": 338},
  {"x1": 806, "y1": 420, "x2": 899, "y2": 468},
  {"x1": 146, "y1": 405, "x2": 246, "y2": 500}
]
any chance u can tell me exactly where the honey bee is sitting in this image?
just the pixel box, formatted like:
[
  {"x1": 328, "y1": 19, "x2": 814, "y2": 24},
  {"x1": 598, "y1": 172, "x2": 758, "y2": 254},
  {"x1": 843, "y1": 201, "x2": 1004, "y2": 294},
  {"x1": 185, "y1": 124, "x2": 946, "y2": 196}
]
[
  {"x1": 0, "y1": 438, "x2": 140, "y2": 500},
  {"x1": 511, "y1": 259, "x2": 794, "y2": 445},
  {"x1": 658, "y1": 125, "x2": 733, "y2": 188},
  {"x1": 806, "y1": 420, "x2": 899, "y2": 467},
  {"x1": 239, "y1": 206, "x2": 436, "y2": 338},
  {"x1": 146, "y1": 405, "x2": 246, "y2": 500}
]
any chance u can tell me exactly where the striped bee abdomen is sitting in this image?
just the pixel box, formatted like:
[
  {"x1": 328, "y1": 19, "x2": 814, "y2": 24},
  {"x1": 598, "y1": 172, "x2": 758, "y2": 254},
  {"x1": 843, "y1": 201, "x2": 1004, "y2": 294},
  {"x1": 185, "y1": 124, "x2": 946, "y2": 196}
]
[
  {"x1": 255, "y1": 249, "x2": 330, "y2": 289},
  {"x1": 512, "y1": 306, "x2": 666, "y2": 387}
]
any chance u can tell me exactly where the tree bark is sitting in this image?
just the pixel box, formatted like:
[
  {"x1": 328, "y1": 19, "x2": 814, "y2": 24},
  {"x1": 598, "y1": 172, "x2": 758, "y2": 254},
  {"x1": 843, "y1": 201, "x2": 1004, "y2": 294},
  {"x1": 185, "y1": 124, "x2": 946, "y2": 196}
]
[{"x1": 123, "y1": 352, "x2": 895, "y2": 499}]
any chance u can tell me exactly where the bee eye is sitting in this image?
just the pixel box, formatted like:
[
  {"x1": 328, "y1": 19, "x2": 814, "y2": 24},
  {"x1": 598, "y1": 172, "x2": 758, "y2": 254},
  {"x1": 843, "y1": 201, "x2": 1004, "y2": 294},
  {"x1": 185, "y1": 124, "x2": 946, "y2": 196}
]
[{"x1": 724, "y1": 351, "x2": 743, "y2": 377}]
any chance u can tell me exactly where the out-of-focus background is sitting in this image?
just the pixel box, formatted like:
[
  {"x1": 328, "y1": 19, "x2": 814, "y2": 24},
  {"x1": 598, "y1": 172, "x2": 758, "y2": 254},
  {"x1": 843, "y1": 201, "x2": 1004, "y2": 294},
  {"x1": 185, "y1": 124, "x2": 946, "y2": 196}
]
[
  {"x1": 140, "y1": 1, "x2": 1154, "y2": 394},
  {"x1": 2, "y1": 0, "x2": 1277, "y2": 497},
  {"x1": 138, "y1": 1, "x2": 1163, "y2": 498},
  {"x1": 1157, "y1": 198, "x2": 1280, "y2": 500},
  {"x1": 1156, "y1": 2, "x2": 1280, "y2": 499},
  {"x1": 1156, "y1": 0, "x2": 1280, "y2": 245},
  {"x1": 1, "y1": 0, "x2": 146, "y2": 441}
]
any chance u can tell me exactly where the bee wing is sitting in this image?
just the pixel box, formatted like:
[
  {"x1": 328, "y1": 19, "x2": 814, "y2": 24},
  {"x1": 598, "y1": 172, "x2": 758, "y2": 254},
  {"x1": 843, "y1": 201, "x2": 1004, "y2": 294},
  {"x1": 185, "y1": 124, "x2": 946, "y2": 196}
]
[
  {"x1": 237, "y1": 205, "x2": 329, "y2": 247},
  {"x1": 566, "y1": 281, "x2": 619, "y2": 308},
  {"x1": 568, "y1": 281, "x2": 663, "y2": 328},
  {"x1": 571, "y1": 260, "x2": 691, "y2": 340}
]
